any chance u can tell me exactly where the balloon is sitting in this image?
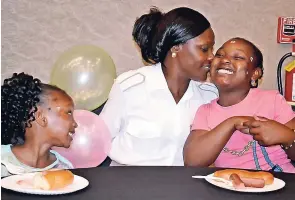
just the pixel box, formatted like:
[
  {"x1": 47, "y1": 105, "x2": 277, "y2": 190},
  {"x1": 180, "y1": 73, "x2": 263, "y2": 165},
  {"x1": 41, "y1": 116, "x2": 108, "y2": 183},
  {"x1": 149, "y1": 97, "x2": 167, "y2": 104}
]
[
  {"x1": 50, "y1": 45, "x2": 116, "y2": 110},
  {"x1": 52, "y1": 110, "x2": 111, "y2": 168}
]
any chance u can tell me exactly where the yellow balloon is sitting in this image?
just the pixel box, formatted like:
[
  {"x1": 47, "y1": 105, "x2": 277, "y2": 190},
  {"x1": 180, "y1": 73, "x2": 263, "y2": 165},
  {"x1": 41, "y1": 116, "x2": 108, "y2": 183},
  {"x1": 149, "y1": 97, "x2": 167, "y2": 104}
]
[{"x1": 50, "y1": 45, "x2": 116, "y2": 110}]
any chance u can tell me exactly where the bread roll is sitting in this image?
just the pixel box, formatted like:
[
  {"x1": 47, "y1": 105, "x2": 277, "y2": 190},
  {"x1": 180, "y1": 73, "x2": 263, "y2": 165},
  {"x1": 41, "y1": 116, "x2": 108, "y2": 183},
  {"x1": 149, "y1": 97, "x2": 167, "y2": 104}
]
[
  {"x1": 214, "y1": 169, "x2": 274, "y2": 185},
  {"x1": 33, "y1": 170, "x2": 74, "y2": 190}
]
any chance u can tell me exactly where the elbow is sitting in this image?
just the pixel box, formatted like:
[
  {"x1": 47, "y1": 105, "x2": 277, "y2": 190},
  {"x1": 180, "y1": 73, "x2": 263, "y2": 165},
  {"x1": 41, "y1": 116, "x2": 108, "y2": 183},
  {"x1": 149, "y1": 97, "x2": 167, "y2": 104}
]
[
  {"x1": 183, "y1": 152, "x2": 209, "y2": 167},
  {"x1": 183, "y1": 133, "x2": 211, "y2": 167},
  {"x1": 184, "y1": 157, "x2": 209, "y2": 167}
]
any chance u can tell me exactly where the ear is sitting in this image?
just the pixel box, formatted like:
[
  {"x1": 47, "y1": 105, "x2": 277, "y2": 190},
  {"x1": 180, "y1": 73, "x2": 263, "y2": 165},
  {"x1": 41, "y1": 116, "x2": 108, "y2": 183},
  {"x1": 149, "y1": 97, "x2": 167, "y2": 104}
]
[
  {"x1": 34, "y1": 108, "x2": 48, "y2": 127},
  {"x1": 251, "y1": 68, "x2": 262, "y2": 81},
  {"x1": 171, "y1": 45, "x2": 182, "y2": 53}
]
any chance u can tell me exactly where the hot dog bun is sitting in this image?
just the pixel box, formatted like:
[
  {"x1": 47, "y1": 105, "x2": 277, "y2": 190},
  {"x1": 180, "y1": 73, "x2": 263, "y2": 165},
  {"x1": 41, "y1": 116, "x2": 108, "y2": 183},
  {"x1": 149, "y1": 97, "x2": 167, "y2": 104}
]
[
  {"x1": 214, "y1": 169, "x2": 274, "y2": 185},
  {"x1": 33, "y1": 170, "x2": 74, "y2": 190}
]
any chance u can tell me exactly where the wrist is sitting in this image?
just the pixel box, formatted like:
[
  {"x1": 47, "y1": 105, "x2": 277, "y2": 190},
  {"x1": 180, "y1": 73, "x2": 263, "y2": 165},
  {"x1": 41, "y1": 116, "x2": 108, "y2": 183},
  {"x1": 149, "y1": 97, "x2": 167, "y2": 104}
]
[
  {"x1": 228, "y1": 117, "x2": 240, "y2": 130},
  {"x1": 231, "y1": 117, "x2": 245, "y2": 130},
  {"x1": 281, "y1": 129, "x2": 295, "y2": 150}
]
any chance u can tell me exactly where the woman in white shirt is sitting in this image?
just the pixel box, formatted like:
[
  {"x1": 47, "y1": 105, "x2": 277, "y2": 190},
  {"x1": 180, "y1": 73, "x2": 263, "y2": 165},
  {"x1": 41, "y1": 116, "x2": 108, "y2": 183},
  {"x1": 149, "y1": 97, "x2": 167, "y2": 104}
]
[{"x1": 100, "y1": 7, "x2": 218, "y2": 166}]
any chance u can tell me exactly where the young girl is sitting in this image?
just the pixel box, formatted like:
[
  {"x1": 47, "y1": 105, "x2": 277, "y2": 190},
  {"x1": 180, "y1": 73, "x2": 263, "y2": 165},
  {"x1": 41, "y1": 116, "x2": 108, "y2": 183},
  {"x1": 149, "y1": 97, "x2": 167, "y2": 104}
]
[
  {"x1": 1, "y1": 73, "x2": 78, "y2": 177},
  {"x1": 184, "y1": 38, "x2": 295, "y2": 173}
]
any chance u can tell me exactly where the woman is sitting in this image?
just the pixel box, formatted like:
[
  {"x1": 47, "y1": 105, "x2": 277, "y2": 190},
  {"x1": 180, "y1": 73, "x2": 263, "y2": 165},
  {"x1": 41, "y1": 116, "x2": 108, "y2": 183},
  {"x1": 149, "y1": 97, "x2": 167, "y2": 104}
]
[{"x1": 100, "y1": 7, "x2": 218, "y2": 166}]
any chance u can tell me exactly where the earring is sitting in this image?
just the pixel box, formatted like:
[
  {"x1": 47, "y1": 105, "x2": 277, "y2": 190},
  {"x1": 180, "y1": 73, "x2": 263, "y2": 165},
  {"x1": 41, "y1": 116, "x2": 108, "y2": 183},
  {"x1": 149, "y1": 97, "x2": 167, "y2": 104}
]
[
  {"x1": 172, "y1": 52, "x2": 177, "y2": 58},
  {"x1": 251, "y1": 79, "x2": 257, "y2": 87}
]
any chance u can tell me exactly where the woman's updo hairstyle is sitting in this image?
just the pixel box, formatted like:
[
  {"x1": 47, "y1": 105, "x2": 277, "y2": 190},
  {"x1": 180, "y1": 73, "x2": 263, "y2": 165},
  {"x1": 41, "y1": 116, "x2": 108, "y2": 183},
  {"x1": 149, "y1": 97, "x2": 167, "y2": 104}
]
[{"x1": 132, "y1": 7, "x2": 211, "y2": 64}]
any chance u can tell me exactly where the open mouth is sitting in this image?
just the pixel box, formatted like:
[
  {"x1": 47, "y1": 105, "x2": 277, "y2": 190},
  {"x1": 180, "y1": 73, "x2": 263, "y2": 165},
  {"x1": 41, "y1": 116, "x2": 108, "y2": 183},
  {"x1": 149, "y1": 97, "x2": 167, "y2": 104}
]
[{"x1": 217, "y1": 68, "x2": 234, "y2": 75}]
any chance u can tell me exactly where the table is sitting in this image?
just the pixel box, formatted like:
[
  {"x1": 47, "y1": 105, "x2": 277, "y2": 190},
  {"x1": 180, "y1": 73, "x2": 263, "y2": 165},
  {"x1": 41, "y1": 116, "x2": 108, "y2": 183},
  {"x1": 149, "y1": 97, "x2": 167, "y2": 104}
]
[{"x1": 2, "y1": 167, "x2": 294, "y2": 200}]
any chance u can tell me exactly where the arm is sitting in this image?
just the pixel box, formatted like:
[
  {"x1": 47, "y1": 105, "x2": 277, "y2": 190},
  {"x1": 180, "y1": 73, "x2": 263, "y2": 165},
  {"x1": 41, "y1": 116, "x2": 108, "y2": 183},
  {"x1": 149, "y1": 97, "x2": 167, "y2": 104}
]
[
  {"x1": 285, "y1": 117, "x2": 295, "y2": 129},
  {"x1": 282, "y1": 118, "x2": 295, "y2": 161},
  {"x1": 244, "y1": 117, "x2": 295, "y2": 161},
  {"x1": 274, "y1": 93, "x2": 295, "y2": 160},
  {"x1": 283, "y1": 125, "x2": 295, "y2": 161},
  {"x1": 184, "y1": 116, "x2": 253, "y2": 167},
  {"x1": 99, "y1": 81, "x2": 126, "y2": 139}
]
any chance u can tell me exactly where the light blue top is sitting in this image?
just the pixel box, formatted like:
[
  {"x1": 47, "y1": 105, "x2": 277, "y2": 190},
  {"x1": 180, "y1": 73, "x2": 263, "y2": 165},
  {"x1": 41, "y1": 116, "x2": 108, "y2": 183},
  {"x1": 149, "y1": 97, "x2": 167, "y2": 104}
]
[{"x1": 1, "y1": 144, "x2": 73, "y2": 177}]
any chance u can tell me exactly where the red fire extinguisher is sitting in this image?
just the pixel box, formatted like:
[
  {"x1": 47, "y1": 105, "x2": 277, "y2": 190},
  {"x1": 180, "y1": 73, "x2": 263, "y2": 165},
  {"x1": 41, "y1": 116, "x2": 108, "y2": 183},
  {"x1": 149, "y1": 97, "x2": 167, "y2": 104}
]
[
  {"x1": 277, "y1": 17, "x2": 295, "y2": 110},
  {"x1": 277, "y1": 40, "x2": 295, "y2": 111}
]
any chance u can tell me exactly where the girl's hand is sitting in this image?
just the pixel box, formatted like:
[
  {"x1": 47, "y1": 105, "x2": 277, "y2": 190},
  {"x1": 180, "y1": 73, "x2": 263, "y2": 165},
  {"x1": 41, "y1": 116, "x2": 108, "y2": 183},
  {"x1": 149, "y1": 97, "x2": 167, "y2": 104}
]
[
  {"x1": 243, "y1": 118, "x2": 295, "y2": 146},
  {"x1": 232, "y1": 116, "x2": 255, "y2": 134}
]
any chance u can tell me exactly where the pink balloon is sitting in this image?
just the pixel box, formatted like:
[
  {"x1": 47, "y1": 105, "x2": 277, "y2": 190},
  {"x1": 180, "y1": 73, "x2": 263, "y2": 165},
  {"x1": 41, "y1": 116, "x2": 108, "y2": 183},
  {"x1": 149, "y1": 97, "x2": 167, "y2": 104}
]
[{"x1": 52, "y1": 110, "x2": 111, "y2": 168}]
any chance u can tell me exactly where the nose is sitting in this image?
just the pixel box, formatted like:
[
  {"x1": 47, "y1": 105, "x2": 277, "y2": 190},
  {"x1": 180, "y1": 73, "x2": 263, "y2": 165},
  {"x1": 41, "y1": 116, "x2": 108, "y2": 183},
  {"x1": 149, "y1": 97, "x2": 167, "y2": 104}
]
[
  {"x1": 208, "y1": 50, "x2": 214, "y2": 61},
  {"x1": 73, "y1": 120, "x2": 78, "y2": 129},
  {"x1": 221, "y1": 56, "x2": 230, "y2": 64}
]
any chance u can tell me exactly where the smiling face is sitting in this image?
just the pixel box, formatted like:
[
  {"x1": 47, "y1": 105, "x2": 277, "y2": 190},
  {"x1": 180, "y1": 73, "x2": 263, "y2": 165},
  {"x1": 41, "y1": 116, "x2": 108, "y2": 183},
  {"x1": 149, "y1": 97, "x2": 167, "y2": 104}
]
[
  {"x1": 44, "y1": 91, "x2": 78, "y2": 148},
  {"x1": 175, "y1": 28, "x2": 215, "y2": 82},
  {"x1": 210, "y1": 39, "x2": 261, "y2": 91}
]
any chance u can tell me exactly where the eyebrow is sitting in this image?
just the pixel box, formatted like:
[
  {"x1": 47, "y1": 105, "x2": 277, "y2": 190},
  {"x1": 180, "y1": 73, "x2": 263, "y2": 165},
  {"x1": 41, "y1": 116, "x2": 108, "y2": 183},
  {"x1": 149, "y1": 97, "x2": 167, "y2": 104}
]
[
  {"x1": 57, "y1": 103, "x2": 73, "y2": 107},
  {"x1": 51, "y1": 101, "x2": 73, "y2": 108},
  {"x1": 235, "y1": 49, "x2": 246, "y2": 53},
  {"x1": 195, "y1": 40, "x2": 215, "y2": 46},
  {"x1": 219, "y1": 47, "x2": 246, "y2": 54}
]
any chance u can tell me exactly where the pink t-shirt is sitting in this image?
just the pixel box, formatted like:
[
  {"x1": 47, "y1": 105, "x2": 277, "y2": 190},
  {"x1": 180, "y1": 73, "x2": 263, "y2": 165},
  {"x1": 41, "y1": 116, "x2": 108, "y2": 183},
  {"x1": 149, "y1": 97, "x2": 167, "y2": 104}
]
[{"x1": 191, "y1": 88, "x2": 295, "y2": 173}]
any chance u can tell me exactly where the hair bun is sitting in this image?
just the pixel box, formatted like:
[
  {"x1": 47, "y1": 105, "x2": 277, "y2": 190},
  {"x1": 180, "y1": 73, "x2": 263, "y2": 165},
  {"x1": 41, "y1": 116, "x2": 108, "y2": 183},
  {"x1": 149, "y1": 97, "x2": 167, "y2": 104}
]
[{"x1": 132, "y1": 7, "x2": 163, "y2": 64}]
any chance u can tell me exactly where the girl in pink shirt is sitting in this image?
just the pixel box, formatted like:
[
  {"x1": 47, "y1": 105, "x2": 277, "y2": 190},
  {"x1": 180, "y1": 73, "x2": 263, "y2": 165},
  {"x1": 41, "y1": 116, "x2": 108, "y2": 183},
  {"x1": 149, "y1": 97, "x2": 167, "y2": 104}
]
[{"x1": 184, "y1": 37, "x2": 295, "y2": 173}]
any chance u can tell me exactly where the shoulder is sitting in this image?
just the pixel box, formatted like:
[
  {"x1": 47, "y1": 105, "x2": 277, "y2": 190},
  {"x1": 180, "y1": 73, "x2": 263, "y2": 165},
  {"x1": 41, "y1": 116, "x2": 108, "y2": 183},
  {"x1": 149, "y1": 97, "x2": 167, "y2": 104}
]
[
  {"x1": 198, "y1": 101, "x2": 215, "y2": 112},
  {"x1": 192, "y1": 82, "x2": 219, "y2": 103},
  {"x1": 252, "y1": 88, "x2": 279, "y2": 95},
  {"x1": 1, "y1": 145, "x2": 12, "y2": 158},
  {"x1": 50, "y1": 150, "x2": 74, "y2": 169},
  {"x1": 115, "y1": 64, "x2": 157, "y2": 92},
  {"x1": 251, "y1": 88, "x2": 280, "y2": 100},
  {"x1": 1, "y1": 145, "x2": 15, "y2": 177}
]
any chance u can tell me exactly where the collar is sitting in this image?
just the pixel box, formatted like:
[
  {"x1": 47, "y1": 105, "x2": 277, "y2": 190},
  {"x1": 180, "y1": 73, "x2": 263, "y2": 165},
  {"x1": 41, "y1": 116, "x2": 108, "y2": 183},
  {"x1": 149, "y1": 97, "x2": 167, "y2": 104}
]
[
  {"x1": 146, "y1": 63, "x2": 194, "y2": 102},
  {"x1": 146, "y1": 63, "x2": 169, "y2": 91},
  {"x1": 3, "y1": 144, "x2": 60, "y2": 171}
]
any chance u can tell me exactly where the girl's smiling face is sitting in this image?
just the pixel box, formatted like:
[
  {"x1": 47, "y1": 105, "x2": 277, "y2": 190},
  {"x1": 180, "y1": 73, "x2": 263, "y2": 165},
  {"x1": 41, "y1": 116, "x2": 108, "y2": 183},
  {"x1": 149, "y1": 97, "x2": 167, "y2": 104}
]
[
  {"x1": 43, "y1": 91, "x2": 78, "y2": 148},
  {"x1": 210, "y1": 39, "x2": 261, "y2": 91}
]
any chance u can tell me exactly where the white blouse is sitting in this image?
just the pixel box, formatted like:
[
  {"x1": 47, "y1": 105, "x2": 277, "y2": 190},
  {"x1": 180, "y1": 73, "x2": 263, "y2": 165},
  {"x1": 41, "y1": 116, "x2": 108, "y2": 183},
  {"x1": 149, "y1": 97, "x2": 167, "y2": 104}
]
[{"x1": 100, "y1": 63, "x2": 218, "y2": 166}]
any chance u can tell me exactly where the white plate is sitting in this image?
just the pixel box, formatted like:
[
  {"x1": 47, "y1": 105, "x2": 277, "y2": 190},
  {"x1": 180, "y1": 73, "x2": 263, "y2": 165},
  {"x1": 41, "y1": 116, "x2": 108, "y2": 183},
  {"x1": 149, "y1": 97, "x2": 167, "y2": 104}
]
[
  {"x1": 204, "y1": 173, "x2": 285, "y2": 193},
  {"x1": 1, "y1": 173, "x2": 89, "y2": 195}
]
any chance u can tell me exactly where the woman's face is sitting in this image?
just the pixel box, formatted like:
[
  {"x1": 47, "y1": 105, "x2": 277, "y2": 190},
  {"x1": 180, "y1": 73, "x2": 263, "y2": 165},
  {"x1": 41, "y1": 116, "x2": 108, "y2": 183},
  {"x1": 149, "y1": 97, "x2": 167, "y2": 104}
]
[{"x1": 176, "y1": 28, "x2": 215, "y2": 82}]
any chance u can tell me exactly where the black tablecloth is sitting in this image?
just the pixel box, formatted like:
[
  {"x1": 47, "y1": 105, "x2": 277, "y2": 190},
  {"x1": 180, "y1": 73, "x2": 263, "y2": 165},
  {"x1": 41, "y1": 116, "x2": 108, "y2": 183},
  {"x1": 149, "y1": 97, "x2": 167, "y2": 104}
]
[{"x1": 2, "y1": 167, "x2": 294, "y2": 200}]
